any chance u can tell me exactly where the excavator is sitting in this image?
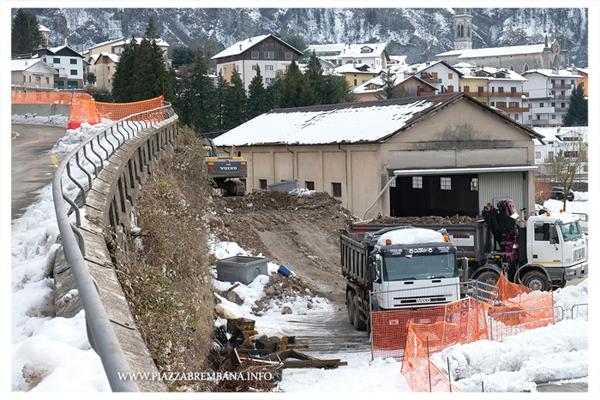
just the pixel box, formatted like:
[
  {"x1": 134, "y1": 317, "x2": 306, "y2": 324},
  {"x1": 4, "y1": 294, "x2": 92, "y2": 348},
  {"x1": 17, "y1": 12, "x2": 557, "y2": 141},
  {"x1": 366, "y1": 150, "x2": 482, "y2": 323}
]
[{"x1": 204, "y1": 137, "x2": 247, "y2": 196}]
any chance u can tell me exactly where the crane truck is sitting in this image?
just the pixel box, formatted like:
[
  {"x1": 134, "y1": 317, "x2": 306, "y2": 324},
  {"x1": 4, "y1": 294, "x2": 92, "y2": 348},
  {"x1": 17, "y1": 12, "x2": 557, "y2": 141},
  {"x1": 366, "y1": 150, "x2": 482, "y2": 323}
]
[{"x1": 342, "y1": 199, "x2": 588, "y2": 331}]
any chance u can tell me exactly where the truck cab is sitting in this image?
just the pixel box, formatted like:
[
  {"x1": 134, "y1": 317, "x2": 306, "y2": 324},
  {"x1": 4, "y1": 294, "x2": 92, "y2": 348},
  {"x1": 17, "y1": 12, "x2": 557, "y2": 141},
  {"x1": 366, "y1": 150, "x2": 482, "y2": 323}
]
[
  {"x1": 369, "y1": 228, "x2": 460, "y2": 310},
  {"x1": 524, "y1": 211, "x2": 587, "y2": 288}
]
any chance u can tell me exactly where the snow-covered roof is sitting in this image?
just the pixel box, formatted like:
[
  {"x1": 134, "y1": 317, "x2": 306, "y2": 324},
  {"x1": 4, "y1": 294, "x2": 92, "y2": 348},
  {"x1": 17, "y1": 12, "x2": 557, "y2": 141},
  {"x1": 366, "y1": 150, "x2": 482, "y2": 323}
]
[
  {"x1": 93, "y1": 52, "x2": 120, "y2": 64},
  {"x1": 39, "y1": 24, "x2": 50, "y2": 32},
  {"x1": 523, "y1": 69, "x2": 583, "y2": 79},
  {"x1": 335, "y1": 64, "x2": 381, "y2": 74},
  {"x1": 437, "y1": 44, "x2": 547, "y2": 59},
  {"x1": 213, "y1": 93, "x2": 540, "y2": 147},
  {"x1": 11, "y1": 58, "x2": 55, "y2": 73},
  {"x1": 212, "y1": 34, "x2": 302, "y2": 59},
  {"x1": 392, "y1": 60, "x2": 458, "y2": 76},
  {"x1": 352, "y1": 73, "x2": 435, "y2": 95},
  {"x1": 533, "y1": 127, "x2": 587, "y2": 145},
  {"x1": 454, "y1": 66, "x2": 526, "y2": 82},
  {"x1": 339, "y1": 43, "x2": 387, "y2": 58},
  {"x1": 388, "y1": 55, "x2": 407, "y2": 64}
]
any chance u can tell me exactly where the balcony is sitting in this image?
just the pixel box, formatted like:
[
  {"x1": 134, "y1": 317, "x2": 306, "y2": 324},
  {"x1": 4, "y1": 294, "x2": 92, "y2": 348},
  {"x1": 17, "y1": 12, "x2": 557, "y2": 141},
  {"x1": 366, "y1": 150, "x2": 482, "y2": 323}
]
[
  {"x1": 552, "y1": 83, "x2": 572, "y2": 89},
  {"x1": 531, "y1": 119, "x2": 549, "y2": 126},
  {"x1": 496, "y1": 107, "x2": 529, "y2": 113},
  {"x1": 554, "y1": 108, "x2": 568, "y2": 113},
  {"x1": 463, "y1": 91, "x2": 529, "y2": 98},
  {"x1": 553, "y1": 95, "x2": 570, "y2": 101},
  {"x1": 423, "y1": 78, "x2": 442, "y2": 84}
]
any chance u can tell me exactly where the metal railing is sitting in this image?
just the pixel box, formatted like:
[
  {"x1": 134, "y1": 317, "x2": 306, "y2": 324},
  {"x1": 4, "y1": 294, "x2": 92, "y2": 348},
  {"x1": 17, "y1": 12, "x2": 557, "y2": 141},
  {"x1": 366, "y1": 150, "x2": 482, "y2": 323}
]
[
  {"x1": 52, "y1": 103, "x2": 174, "y2": 392},
  {"x1": 488, "y1": 306, "x2": 564, "y2": 342},
  {"x1": 571, "y1": 303, "x2": 588, "y2": 321}
]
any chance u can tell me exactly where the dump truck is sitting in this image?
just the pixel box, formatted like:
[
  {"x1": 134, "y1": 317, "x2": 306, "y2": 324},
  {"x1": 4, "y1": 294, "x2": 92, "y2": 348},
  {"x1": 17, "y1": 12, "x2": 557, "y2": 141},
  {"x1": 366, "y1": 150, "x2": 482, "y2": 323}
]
[
  {"x1": 204, "y1": 137, "x2": 247, "y2": 196},
  {"x1": 341, "y1": 225, "x2": 463, "y2": 331},
  {"x1": 347, "y1": 199, "x2": 587, "y2": 295}
]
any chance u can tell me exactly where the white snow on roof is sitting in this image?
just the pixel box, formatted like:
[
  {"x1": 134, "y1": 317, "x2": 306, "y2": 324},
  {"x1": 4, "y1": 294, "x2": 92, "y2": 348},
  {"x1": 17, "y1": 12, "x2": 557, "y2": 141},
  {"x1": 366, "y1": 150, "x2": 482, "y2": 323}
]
[
  {"x1": 335, "y1": 64, "x2": 380, "y2": 74},
  {"x1": 339, "y1": 43, "x2": 387, "y2": 58},
  {"x1": 437, "y1": 43, "x2": 546, "y2": 58},
  {"x1": 534, "y1": 127, "x2": 587, "y2": 145},
  {"x1": 523, "y1": 69, "x2": 583, "y2": 79},
  {"x1": 392, "y1": 61, "x2": 447, "y2": 75},
  {"x1": 352, "y1": 73, "x2": 424, "y2": 95},
  {"x1": 377, "y1": 228, "x2": 445, "y2": 246},
  {"x1": 11, "y1": 59, "x2": 43, "y2": 71},
  {"x1": 212, "y1": 34, "x2": 271, "y2": 59},
  {"x1": 213, "y1": 99, "x2": 440, "y2": 147},
  {"x1": 453, "y1": 66, "x2": 526, "y2": 81},
  {"x1": 39, "y1": 24, "x2": 50, "y2": 32}
]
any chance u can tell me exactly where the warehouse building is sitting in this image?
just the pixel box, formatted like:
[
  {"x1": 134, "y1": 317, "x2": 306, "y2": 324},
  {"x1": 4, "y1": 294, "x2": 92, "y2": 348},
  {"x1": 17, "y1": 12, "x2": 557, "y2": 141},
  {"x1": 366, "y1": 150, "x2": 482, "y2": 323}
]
[{"x1": 214, "y1": 93, "x2": 543, "y2": 219}]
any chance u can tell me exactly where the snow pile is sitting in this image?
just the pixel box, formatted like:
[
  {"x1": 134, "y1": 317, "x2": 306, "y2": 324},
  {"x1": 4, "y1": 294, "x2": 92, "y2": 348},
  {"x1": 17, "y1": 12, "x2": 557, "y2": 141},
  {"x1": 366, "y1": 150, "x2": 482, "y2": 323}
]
[
  {"x1": 50, "y1": 123, "x2": 109, "y2": 154},
  {"x1": 428, "y1": 279, "x2": 589, "y2": 392},
  {"x1": 377, "y1": 227, "x2": 445, "y2": 246},
  {"x1": 573, "y1": 191, "x2": 588, "y2": 201},
  {"x1": 430, "y1": 318, "x2": 588, "y2": 392},
  {"x1": 290, "y1": 188, "x2": 316, "y2": 196},
  {"x1": 543, "y1": 198, "x2": 588, "y2": 214},
  {"x1": 11, "y1": 113, "x2": 68, "y2": 127}
]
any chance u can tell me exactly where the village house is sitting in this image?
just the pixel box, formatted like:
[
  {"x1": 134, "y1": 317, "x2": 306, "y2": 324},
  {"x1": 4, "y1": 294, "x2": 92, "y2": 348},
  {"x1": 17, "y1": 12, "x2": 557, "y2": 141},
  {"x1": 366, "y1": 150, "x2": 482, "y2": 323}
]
[
  {"x1": 213, "y1": 93, "x2": 543, "y2": 219},
  {"x1": 85, "y1": 37, "x2": 171, "y2": 68},
  {"x1": 11, "y1": 58, "x2": 57, "y2": 93},
  {"x1": 34, "y1": 45, "x2": 86, "y2": 90},
  {"x1": 393, "y1": 61, "x2": 462, "y2": 94},
  {"x1": 352, "y1": 73, "x2": 437, "y2": 102},
  {"x1": 87, "y1": 53, "x2": 120, "y2": 92},
  {"x1": 454, "y1": 65, "x2": 529, "y2": 123},
  {"x1": 533, "y1": 126, "x2": 588, "y2": 184},
  {"x1": 305, "y1": 42, "x2": 389, "y2": 69},
  {"x1": 211, "y1": 34, "x2": 303, "y2": 91},
  {"x1": 522, "y1": 69, "x2": 583, "y2": 127}
]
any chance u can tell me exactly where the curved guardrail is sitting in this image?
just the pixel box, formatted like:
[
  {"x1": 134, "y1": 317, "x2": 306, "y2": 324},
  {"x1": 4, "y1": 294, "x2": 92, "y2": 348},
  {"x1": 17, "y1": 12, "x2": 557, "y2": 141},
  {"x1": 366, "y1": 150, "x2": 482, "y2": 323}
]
[{"x1": 52, "y1": 103, "x2": 175, "y2": 392}]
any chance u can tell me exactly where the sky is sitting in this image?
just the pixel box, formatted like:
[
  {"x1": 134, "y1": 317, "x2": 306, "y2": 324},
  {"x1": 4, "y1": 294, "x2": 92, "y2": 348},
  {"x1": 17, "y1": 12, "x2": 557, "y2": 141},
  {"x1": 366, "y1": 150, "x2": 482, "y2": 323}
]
[{"x1": 3, "y1": 1, "x2": 600, "y2": 399}]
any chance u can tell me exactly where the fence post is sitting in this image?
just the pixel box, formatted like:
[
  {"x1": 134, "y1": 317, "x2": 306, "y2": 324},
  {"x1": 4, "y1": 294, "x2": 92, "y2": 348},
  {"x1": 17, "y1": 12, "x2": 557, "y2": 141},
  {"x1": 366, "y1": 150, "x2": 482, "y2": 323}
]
[
  {"x1": 447, "y1": 357, "x2": 452, "y2": 392},
  {"x1": 427, "y1": 336, "x2": 432, "y2": 392}
]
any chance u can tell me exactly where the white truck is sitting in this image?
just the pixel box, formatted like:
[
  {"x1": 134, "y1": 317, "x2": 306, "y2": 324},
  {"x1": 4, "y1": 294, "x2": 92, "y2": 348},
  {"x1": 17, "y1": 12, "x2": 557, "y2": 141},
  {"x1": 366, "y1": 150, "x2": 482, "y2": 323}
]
[{"x1": 341, "y1": 226, "x2": 461, "y2": 331}]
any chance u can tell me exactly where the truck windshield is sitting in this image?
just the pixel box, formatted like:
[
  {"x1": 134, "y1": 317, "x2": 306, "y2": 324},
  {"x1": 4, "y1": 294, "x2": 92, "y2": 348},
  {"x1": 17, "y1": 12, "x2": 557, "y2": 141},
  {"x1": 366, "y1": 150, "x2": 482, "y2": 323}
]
[
  {"x1": 560, "y1": 221, "x2": 583, "y2": 242},
  {"x1": 382, "y1": 253, "x2": 458, "y2": 282}
]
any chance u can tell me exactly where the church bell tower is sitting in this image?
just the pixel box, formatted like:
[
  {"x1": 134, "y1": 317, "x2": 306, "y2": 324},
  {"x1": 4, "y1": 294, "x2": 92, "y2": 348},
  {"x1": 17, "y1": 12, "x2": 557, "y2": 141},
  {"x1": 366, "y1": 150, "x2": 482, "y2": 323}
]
[{"x1": 454, "y1": 8, "x2": 473, "y2": 51}]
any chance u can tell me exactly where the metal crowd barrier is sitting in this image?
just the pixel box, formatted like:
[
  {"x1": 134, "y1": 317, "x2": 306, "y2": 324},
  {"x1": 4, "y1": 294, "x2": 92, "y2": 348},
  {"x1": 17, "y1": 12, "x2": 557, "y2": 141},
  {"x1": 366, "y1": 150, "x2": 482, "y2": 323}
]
[
  {"x1": 488, "y1": 306, "x2": 564, "y2": 342},
  {"x1": 51, "y1": 103, "x2": 174, "y2": 392},
  {"x1": 571, "y1": 303, "x2": 588, "y2": 321}
]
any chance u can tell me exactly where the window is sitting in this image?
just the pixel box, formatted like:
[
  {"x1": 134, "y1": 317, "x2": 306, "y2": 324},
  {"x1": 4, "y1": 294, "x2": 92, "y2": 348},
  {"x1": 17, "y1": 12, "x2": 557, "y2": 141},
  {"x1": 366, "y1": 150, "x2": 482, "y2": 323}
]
[
  {"x1": 535, "y1": 151, "x2": 541, "y2": 159},
  {"x1": 252, "y1": 65, "x2": 257, "y2": 71},
  {"x1": 440, "y1": 177, "x2": 451, "y2": 190},
  {"x1": 28, "y1": 76, "x2": 31, "y2": 83},
  {"x1": 53, "y1": 58, "x2": 60, "y2": 64},
  {"x1": 305, "y1": 181, "x2": 315, "y2": 191},
  {"x1": 534, "y1": 223, "x2": 550, "y2": 241},
  {"x1": 236, "y1": 65, "x2": 239, "y2": 72},
  {"x1": 552, "y1": 114, "x2": 556, "y2": 120},
  {"x1": 490, "y1": 102, "x2": 495, "y2": 107},
  {"x1": 551, "y1": 79, "x2": 555, "y2": 84},
  {"x1": 539, "y1": 103, "x2": 544, "y2": 108},
  {"x1": 412, "y1": 176, "x2": 423, "y2": 189},
  {"x1": 564, "y1": 151, "x2": 578, "y2": 158},
  {"x1": 514, "y1": 114, "x2": 519, "y2": 120},
  {"x1": 498, "y1": 87, "x2": 504, "y2": 93},
  {"x1": 561, "y1": 103, "x2": 566, "y2": 108},
  {"x1": 264, "y1": 51, "x2": 274, "y2": 59},
  {"x1": 551, "y1": 102, "x2": 556, "y2": 107},
  {"x1": 265, "y1": 78, "x2": 274, "y2": 85},
  {"x1": 70, "y1": 69, "x2": 77, "y2": 75},
  {"x1": 259, "y1": 179, "x2": 267, "y2": 189},
  {"x1": 510, "y1": 102, "x2": 518, "y2": 108},
  {"x1": 497, "y1": 102, "x2": 506, "y2": 108},
  {"x1": 353, "y1": 79, "x2": 357, "y2": 86},
  {"x1": 46, "y1": 77, "x2": 50, "y2": 84},
  {"x1": 285, "y1": 52, "x2": 292, "y2": 60},
  {"x1": 470, "y1": 178, "x2": 479, "y2": 191},
  {"x1": 251, "y1": 51, "x2": 259, "y2": 59},
  {"x1": 332, "y1": 182, "x2": 342, "y2": 198},
  {"x1": 448, "y1": 73, "x2": 453, "y2": 79},
  {"x1": 70, "y1": 59, "x2": 77, "y2": 65},
  {"x1": 265, "y1": 65, "x2": 274, "y2": 71}
]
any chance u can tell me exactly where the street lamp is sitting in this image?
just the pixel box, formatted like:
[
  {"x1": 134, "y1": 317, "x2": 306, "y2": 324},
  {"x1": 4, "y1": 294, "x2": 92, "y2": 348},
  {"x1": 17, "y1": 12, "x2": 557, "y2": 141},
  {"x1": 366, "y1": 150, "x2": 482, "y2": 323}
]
[{"x1": 521, "y1": 95, "x2": 532, "y2": 128}]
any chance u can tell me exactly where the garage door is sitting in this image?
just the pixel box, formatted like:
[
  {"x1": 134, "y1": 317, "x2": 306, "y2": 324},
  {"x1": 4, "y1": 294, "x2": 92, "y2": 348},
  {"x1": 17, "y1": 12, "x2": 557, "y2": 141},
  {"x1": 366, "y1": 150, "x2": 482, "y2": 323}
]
[{"x1": 478, "y1": 172, "x2": 525, "y2": 213}]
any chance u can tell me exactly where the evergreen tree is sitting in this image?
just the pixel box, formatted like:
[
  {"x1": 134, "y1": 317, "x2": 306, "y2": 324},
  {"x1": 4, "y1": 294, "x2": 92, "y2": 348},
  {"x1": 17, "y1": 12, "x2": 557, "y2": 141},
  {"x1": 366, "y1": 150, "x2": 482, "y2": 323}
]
[
  {"x1": 111, "y1": 37, "x2": 140, "y2": 102},
  {"x1": 171, "y1": 47, "x2": 196, "y2": 70},
  {"x1": 246, "y1": 65, "x2": 270, "y2": 120},
  {"x1": 375, "y1": 68, "x2": 399, "y2": 100},
  {"x1": 323, "y1": 74, "x2": 356, "y2": 104},
  {"x1": 278, "y1": 60, "x2": 305, "y2": 108},
  {"x1": 563, "y1": 83, "x2": 588, "y2": 126},
  {"x1": 11, "y1": 8, "x2": 43, "y2": 56},
  {"x1": 145, "y1": 17, "x2": 158, "y2": 39},
  {"x1": 214, "y1": 73, "x2": 229, "y2": 131},
  {"x1": 301, "y1": 51, "x2": 325, "y2": 106},
  {"x1": 280, "y1": 32, "x2": 308, "y2": 53},
  {"x1": 222, "y1": 69, "x2": 247, "y2": 130},
  {"x1": 188, "y1": 50, "x2": 217, "y2": 133}
]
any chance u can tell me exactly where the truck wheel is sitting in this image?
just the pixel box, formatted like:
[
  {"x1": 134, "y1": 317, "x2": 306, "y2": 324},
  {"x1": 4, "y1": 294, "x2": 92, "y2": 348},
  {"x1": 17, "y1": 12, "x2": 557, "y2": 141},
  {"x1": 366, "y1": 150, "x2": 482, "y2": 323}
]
[
  {"x1": 476, "y1": 271, "x2": 500, "y2": 286},
  {"x1": 521, "y1": 271, "x2": 551, "y2": 292},
  {"x1": 352, "y1": 296, "x2": 367, "y2": 331},
  {"x1": 346, "y1": 291, "x2": 355, "y2": 325}
]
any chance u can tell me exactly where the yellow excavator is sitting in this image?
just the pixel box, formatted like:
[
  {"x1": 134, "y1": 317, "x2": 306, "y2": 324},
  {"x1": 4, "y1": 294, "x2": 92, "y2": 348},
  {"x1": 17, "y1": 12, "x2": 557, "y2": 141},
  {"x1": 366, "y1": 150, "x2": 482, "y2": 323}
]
[{"x1": 204, "y1": 137, "x2": 247, "y2": 196}]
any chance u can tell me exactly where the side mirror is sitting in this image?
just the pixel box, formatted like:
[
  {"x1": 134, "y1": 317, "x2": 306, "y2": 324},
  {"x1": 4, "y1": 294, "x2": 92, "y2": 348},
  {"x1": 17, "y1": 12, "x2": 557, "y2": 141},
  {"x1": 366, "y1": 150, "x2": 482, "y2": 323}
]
[
  {"x1": 549, "y1": 225, "x2": 559, "y2": 244},
  {"x1": 460, "y1": 257, "x2": 468, "y2": 271}
]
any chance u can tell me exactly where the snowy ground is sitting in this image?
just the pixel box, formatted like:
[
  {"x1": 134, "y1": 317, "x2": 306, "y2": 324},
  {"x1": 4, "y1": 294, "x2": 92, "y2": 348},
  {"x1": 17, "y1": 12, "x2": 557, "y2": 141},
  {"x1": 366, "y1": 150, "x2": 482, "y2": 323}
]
[
  {"x1": 7, "y1": 120, "x2": 594, "y2": 394},
  {"x1": 11, "y1": 113, "x2": 68, "y2": 127}
]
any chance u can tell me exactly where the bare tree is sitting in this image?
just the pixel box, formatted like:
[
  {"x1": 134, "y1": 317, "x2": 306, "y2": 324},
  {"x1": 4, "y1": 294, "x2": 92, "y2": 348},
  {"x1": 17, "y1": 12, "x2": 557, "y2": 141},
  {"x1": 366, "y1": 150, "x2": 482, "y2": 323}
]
[{"x1": 545, "y1": 128, "x2": 587, "y2": 211}]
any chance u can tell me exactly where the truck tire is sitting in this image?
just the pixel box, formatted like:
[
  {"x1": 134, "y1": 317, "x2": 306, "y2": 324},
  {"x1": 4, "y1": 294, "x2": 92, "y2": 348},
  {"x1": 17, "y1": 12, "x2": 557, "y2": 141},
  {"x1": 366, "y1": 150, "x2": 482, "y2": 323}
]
[
  {"x1": 352, "y1": 296, "x2": 367, "y2": 331},
  {"x1": 476, "y1": 270, "x2": 500, "y2": 286},
  {"x1": 521, "y1": 271, "x2": 551, "y2": 292},
  {"x1": 347, "y1": 291, "x2": 355, "y2": 325}
]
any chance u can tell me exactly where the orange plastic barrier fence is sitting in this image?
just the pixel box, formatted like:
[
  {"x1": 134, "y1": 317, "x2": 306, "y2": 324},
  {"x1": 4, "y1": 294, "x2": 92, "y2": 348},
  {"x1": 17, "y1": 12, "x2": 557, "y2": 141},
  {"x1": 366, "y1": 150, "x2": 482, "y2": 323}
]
[
  {"x1": 399, "y1": 275, "x2": 555, "y2": 393},
  {"x1": 67, "y1": 96, "x2": 165, "y2": 130},
  {"x1": 371, "y1": 306, "x2": 446, "y2": 359},
  {"x1": 11, "y1": 92, "x2": 92, "y2": 104}
]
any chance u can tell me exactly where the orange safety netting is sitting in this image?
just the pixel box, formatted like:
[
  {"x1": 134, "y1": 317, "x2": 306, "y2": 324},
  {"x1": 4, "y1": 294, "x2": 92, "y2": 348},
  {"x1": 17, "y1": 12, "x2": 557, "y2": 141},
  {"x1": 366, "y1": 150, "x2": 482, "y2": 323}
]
[
  {"x1": 67, "y1": 96, "x2": 165, "y2": 129},
  {"x1": 398, "y1": 274, "x2": 555, "y2": 393},
  {"x1": 11, "y1": 92, "x2": 93, "y2": 104}
]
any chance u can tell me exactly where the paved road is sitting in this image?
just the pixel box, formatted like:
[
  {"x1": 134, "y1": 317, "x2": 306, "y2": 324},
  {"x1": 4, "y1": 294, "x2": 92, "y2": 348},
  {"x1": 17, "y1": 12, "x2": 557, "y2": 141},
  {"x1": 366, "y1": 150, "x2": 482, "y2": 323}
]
[{"x1": 11, "y1": 124, "x2": 67, "y2": 220}]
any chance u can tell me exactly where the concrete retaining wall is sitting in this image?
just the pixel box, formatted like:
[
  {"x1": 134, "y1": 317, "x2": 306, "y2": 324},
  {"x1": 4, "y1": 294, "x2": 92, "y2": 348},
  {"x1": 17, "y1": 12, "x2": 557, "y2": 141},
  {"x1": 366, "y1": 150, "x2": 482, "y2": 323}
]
[
  {"x1": 52, "y1": 116, "x2": 179, "y2": 392},
  {"x1": 11, "y1": 103, "x2": 71, "y2": 117}
]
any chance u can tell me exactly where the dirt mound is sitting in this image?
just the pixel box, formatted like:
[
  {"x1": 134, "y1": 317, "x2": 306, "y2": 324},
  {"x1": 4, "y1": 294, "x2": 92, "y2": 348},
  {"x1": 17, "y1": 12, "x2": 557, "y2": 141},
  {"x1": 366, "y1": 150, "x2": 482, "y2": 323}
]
[
  {"x1": 252, "y1": 272, "x2": 321, "y2": 315},
  {"x1": 207, "y1": 189, "x2": 357, "y2": 303},
  {"x1": 365, "y1": 214, "x2": 483, "y2": 226}
]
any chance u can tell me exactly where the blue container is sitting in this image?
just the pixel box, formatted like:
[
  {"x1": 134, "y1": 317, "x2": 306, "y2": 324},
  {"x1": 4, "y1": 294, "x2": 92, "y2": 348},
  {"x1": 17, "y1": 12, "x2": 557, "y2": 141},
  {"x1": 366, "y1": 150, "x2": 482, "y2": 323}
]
[{"x1": 278, "y1": 265, "x2": 291, "y2": 277}]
